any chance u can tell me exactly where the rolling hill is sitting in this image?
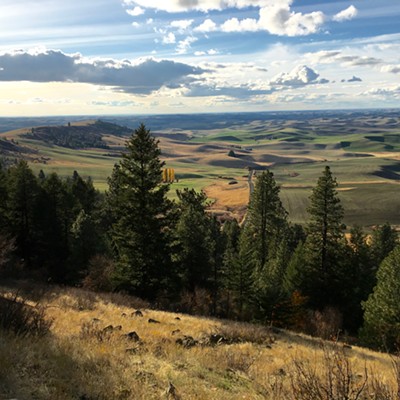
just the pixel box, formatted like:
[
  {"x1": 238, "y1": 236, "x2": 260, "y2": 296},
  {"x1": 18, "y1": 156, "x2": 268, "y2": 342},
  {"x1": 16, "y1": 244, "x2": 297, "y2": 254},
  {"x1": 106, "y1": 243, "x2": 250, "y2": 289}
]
[{"x1": 0, "y1": 110, "x2": 399, "y2": 227}]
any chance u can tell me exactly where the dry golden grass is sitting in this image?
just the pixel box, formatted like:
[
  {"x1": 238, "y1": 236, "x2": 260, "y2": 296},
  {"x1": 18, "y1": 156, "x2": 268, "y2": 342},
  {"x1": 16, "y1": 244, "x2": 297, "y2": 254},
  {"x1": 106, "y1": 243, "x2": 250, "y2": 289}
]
[{"x1": 0, "y1": 284, "x2": 398, "y2": 399}]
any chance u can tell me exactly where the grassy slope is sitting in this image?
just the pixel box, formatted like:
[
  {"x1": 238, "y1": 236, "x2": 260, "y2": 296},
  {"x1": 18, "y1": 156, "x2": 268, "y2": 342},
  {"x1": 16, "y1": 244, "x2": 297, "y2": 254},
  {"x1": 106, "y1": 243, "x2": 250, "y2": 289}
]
[
  {"x1": 1, "y1": 116, "x2": 399, "y2": 226},
  {"x1": 0, "y1": 285, "x2": 397, "y2": 400}
]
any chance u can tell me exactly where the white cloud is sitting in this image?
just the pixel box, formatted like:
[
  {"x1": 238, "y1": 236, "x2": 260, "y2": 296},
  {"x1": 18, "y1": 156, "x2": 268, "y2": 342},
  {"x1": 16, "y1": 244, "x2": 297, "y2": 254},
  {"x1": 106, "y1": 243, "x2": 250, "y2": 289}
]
[
  {"x1": 162, "y1": 32, "x2": 176, "y2": 44},
  {"x1": 362, "y1": 86, "x2": 400, "y2": 99},
  {"x1": 122, "y1": 0, "x2": 274, "y2": 13},
  {"x1": 170, "y1": 19, "x2": 194, "y2": 31},
  {"x1": 123, "y1": 1, "x2": 355, "y2": 37},
  {"x1": 270, "y1": 65, "x2": 325, "y2": 86},
  {"x1": 176, "y1": 36, "x2": 197, "y2": 54},
  {"x1": 381, "y1": 64, "x2": 400, "y2": 74},
  {"x1": 194, "y1": 49, "x2": 219, "y2": 56},
  {"x1": 194, "y1": 19, "x2": 217, "y2": 33},
  {"x1": 221, "y1": 17, "x2": 258, "y2": 33},
  {"x1": 333, "y1": 5, "x2": 358, "y2": 22},
  {"x1": 258, "y1": 4, "x2": 325, "y2": 36},
  {"x1": 126, "y1": 6, "x2": 145, "y2": 16},
  {"x1": 208, "y1": 49, "x2": 218, "y2": 55}
]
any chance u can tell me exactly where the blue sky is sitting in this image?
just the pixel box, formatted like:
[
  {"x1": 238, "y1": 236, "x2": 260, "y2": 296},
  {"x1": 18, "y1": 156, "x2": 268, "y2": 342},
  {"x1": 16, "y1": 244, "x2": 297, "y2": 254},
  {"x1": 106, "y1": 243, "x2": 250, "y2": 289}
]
[{"x1": 0, "y1": 0, "x2": 399, "y2": 115}]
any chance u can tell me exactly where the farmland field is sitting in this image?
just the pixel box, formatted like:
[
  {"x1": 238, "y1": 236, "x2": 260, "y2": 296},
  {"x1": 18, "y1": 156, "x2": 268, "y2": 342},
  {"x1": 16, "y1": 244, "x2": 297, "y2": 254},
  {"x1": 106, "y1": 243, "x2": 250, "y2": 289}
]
[{"x1": 0, "y1": 109, "x2": 399, "y2": 228}]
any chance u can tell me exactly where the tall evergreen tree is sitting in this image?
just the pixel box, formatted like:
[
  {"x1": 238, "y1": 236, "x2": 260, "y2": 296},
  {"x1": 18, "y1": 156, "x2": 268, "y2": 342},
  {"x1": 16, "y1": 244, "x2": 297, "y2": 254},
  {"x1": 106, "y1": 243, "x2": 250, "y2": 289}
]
[
  {"x1": 301, "y1": 166, "x2": 347, "y2": 309},
  {"x1": 361, "y1": 245, "x2": 400, "y2": 350},
  {"x1": 6, "y1": 161, "x2": 41, "y2": 268},
  {"x1": 38, "y1": 172, "x2": 73, "y2": 281},
  {"x1": 0, "y1": 163, "x2": 8, "y2": 232},
  {"x1": 173, "y1": 188, "x2": 214, "y2": 292},
  {"x1": 240, "y1": 170, "x2": 287, "y2": 271},
  {"x1": 107, "y1": 124, "x2": 171, "y2": 299},
  {"x1": 370, "y1": 223, "x2": 398, "y2": 269},
  {"x1": 239, "y1": 170, "x2": 288, "y2": 322}
]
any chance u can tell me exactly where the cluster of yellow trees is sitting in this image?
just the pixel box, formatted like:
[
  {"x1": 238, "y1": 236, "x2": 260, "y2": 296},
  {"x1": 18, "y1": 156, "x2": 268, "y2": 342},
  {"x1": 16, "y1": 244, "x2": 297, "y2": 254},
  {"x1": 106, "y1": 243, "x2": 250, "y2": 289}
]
[{"x1": 162, "y1": 168, "x2": 175, "y2": 183}]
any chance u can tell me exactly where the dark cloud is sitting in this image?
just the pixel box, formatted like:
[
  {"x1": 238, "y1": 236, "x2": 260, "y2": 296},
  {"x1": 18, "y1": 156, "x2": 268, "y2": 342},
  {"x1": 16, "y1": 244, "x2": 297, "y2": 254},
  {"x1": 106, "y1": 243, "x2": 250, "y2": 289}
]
[
  {"x1": 0, "y1": 49, "x2": 205, "y2": 94},
  {"x1": 348, "y1": 75, "x2": 362, "y2": 82}
]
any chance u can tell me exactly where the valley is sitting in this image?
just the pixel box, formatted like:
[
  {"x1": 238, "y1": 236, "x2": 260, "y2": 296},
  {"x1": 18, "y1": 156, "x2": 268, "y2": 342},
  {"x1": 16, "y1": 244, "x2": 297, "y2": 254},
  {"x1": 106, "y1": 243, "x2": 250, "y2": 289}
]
[{"x1": 1, "y1": 109, "x2": 399, "y2": 227}]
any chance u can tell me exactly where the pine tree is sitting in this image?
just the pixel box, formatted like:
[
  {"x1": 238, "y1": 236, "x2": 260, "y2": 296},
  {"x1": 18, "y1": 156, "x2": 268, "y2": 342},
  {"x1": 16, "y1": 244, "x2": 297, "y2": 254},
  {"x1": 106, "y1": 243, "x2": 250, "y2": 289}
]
[
  {"x1": 240, "y1": 170, "x2": 287, "y2": 271},
  {"x1": 6, "y1": 161, "x2": 41, "y2": 268},
  {"x1": 239, "y1": 170, "x2": 288, "y2": 322},
  {"x1": 370, "y1": 223, "x2": 398, "y2": 269},
  {"x1": 301, "y1": 166, "x2": 346, "y2": 309},
  {"x1": 173, "y1": 188, "x2": 213, "y2": 292},
  {"x1": 0, "y1": 163, "x2": 8, "y2": 233},
  {"x1": 361, "y1": 246, "x2": 400, "y2": 350},
  {"x1": 107, "y1": 124, "x2": 171, "y2": 299},
  {"x1": 39, "y1": 172, "x2": 72, "y2": 281}
]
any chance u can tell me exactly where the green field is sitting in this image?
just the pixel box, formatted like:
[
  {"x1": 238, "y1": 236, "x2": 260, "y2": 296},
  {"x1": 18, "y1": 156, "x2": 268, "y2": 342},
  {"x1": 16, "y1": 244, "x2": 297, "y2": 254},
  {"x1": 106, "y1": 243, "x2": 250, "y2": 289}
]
[{"x1": 1, "y1": 112, "x2": 399, "y2": 227}]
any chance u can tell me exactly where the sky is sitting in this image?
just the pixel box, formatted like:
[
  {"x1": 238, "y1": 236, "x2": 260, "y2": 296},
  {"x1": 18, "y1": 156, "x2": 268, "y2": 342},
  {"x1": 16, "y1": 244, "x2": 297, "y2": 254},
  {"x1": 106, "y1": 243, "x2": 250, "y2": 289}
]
[{"x1": 0, "y1": 0, "x2": 399, "y2": 116}]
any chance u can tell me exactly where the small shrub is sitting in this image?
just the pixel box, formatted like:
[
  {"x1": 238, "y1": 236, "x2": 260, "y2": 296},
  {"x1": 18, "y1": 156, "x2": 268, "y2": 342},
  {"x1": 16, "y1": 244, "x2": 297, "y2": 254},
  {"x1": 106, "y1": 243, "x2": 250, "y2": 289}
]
[
  {"x1": 217, "y1": 321, "x2": 274, "y2": 345},
  {"x1": 308, "y1": 307, "x2": 343, "y2": 340},
  {"x1": 82, "y1": 255, "x2": 115, "y2": 292},
  {"x1": 0, "y1": 294, "x2": 52, "y2": 337},
  {"x1": 290, "y1": 343, "x2": 367, "y2": 400},
  {"x1": 57, "y1": 288, "x2": 97, "y2": 311},
  {"x1": 179, "y1": 288, "x2": 212, "y2": 316},
  {"x1": 99, "y1": 291, "x2": 150, "y2": 310}
]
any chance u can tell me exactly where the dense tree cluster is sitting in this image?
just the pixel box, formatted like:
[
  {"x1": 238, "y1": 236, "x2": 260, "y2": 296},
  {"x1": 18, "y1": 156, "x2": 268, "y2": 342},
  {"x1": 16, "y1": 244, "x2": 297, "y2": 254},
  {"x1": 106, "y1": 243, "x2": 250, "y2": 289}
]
[{"x1": 0, "y1": 123, "x2": 399, "y2": 350}]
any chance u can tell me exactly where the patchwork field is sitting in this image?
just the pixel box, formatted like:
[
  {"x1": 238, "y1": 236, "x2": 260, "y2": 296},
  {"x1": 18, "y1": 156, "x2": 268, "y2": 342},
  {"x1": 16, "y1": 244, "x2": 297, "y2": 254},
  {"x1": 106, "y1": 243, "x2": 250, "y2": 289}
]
[{"x1": 0, "y1": 110, "x2": 399, "y2": 227}]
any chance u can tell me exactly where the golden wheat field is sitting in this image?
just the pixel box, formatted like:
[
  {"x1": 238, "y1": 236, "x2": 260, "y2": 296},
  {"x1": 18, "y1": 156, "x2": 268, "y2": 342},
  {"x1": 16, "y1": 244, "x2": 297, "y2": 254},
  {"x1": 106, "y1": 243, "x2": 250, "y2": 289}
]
[{"x1": 0, "y1": 284, "x2": 398, "y2": 400}]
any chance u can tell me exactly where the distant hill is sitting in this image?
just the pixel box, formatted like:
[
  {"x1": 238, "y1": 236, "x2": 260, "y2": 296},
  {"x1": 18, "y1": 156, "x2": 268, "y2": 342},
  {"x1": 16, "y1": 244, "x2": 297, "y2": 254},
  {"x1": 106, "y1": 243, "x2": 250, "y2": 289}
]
[{"x1": 21, "y1": 120, "x2": 132, "y2": 150}]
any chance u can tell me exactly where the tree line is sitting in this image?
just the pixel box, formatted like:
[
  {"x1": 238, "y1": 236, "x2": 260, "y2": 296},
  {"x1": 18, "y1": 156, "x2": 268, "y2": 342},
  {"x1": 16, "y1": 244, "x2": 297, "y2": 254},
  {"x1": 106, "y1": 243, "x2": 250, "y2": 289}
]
[{"x1": 0, "y1": 123, "x2": 399, "y2": 350}]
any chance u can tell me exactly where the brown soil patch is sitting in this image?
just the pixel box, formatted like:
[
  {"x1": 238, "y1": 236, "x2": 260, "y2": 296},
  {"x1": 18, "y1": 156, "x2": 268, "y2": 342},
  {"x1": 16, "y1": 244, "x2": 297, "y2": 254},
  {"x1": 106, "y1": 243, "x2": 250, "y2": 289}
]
[{"x1": 205, "y1": 178, "x2": 249, "y2": 220}]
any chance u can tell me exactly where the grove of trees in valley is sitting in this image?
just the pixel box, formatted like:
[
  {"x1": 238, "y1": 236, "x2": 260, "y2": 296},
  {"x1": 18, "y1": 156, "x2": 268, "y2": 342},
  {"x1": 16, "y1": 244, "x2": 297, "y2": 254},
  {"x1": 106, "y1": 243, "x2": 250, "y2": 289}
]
[{"x1": 0, "y1": 123, "x2": 399, "y2": 350}]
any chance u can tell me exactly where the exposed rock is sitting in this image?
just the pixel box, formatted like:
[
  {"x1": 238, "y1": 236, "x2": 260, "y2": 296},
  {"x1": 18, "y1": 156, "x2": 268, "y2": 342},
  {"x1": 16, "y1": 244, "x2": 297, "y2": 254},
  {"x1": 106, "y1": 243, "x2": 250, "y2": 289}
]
[
  {"x1": 102, "y1": 325, "x2": 114, "y2": 333},
  {"x1": 165, "y1": 381, "x2": 181, "y2": 400},
  {"x1": 176, "y1": 335, "x2": 197, "y2": 348},
  {"x1": 132, "y1": 310, "x2": 143, "y2": 317},
  {"x1": 125, "y1": 331, "x2": 140, "y2": 342}
]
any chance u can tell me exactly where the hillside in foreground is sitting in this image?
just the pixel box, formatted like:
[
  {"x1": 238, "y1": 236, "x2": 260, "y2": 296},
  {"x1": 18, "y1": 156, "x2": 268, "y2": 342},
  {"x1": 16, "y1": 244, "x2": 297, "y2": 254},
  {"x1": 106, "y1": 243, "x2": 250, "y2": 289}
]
[{"x1": 0, "y1": 283, "x2": 398, "y2": 400}]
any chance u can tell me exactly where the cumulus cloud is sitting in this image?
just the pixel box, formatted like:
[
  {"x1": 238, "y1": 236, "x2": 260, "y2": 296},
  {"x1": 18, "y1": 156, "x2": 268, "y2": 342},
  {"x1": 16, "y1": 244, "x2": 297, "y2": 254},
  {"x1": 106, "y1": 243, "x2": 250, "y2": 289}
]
[
  {"x1": 170, "y1": 19, "x2": 194, "y2": 32},
  {"x1": 162, "y1": 32, "x2": 176, "y2": 44},
  {"x1": 362, "y1": 86, "x2": 400, "y2": 99},
  {"x1": 176, "y1": 37, "x2": 197, "y2": 54},
  {"x1": 381, "y1": 64, "x2": 400, "y2": 74},
  {"x1": 0, "y1": 49, "x2": 205, "y2": 94},
  {"x1": 270, "y1": 65, "x2": 327, "y2": 86},
  {"x1": 194, "y1": 49, "x2": 219, "y2": 56},
  {"x1": 123, "y1": 0, "x2": 336, "y2": 37},
  {"x1": 194, "y1": 19, "x2": 217, "y2": 33},
  {"x1": 122, "y1": 0, "x2": 271, "y2": 13},
  {"x1": 305, "y1": 50, "x2": 383, "y2": 68},
  {"x1": 221, "y1": 17, "x2": 258, "y2": 33},
  {"x1": 126, "y1": 6, "x2": 145, "y2": 16},
  {"x1": 258, "y1": 2, "x2": 325, "y2": 36},
  {"x1": 332, "y1": 5, "x2": 358, "y2": 22}
]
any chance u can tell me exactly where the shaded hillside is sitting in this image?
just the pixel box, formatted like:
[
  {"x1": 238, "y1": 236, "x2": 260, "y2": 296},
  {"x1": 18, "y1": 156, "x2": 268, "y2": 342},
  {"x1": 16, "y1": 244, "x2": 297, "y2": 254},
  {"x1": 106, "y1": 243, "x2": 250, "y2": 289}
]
[
  {"x1": 0, "y1": 284, "x2": 398, "y2": 400},
  {"x1": 21, "y1": 120, "x2": 132, "y2": 149}
]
